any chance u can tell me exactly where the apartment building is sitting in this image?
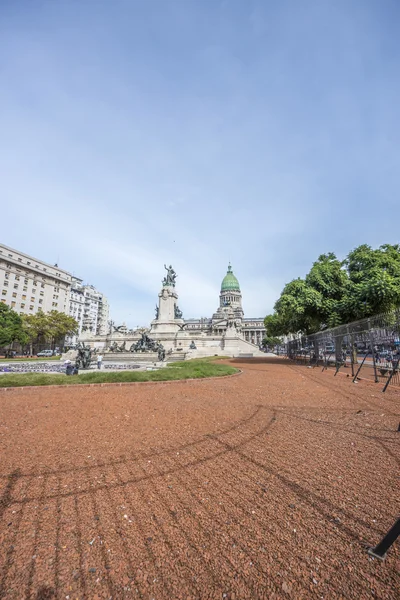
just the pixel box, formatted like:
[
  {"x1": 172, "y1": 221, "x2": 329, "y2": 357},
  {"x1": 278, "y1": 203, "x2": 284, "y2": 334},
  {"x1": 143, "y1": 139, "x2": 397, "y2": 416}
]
[
  {"x1": 1, "y1": 244, "x2": 110, "y2": 347},
  {"x1": 0, "y1": 243, "x2": 73, "y2": 316},
  {"x1": 67, "y1": 278, "x2": 109, "y2": 344}
]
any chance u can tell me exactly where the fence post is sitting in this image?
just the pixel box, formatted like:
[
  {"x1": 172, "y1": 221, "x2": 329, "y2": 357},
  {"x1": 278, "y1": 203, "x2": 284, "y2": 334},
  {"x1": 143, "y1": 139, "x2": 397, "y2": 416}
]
[
  {"x1": 352, "y1": 351, "x2": 370, "y2": 383},
  {"x1": 382, "y1": 358, "x2": 400, "y2": 393},
  {"x1": 349, "y1": 335, "x2": 355, "y2": 377},
  {"x1": 367, "y1": 517, "x2": 400, "y2": 560},
  {"x1": 367, "y1": 319, "x2": 379, "y2": 383}
]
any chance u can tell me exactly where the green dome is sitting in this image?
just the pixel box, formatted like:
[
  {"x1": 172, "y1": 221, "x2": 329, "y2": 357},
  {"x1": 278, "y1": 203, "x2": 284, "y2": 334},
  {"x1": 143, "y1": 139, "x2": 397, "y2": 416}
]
[{"x1": 221, "y1": 264, "x2": 240, "y2": 292}]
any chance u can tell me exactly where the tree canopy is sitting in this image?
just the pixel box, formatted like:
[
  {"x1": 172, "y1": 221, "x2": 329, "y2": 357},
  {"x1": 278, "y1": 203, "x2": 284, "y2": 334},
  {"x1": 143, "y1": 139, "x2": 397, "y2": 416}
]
[
  {"x1": 23, "y1": 310, "x2": 78, "y2": 347},
  {"x1": 265, "y1": 244, "x2": 400, "y2": 336},
  {"x1": 0, "y1": 303, "x2": 28, "y2": 348}
]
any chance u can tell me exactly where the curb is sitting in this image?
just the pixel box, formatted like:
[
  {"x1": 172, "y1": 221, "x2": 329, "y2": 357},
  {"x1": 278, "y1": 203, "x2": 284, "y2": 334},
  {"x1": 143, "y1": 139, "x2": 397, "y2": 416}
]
[{"x1": 0, "y1": 369, "x2": 243, "y2": 393}]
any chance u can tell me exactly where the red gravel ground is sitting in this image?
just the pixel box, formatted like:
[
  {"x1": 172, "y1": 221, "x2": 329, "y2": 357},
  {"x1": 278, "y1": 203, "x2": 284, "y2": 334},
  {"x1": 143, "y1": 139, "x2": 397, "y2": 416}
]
[{"x1": 0, "y1": 358, "x2": 399, "y2": 600}]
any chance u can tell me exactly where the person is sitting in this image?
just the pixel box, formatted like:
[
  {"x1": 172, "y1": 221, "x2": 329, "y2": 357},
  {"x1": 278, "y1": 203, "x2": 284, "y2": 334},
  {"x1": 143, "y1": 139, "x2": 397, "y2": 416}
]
[
  {"x1": 65, "y1": 360, "x2": 73, "y2": 376},
  {"x1": 97, "y1": 354, "x2": 103, "y2": 370}
]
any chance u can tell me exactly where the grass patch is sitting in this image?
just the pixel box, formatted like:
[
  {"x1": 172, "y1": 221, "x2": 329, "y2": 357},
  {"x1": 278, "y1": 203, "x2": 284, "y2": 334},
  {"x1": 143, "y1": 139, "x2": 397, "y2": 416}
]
[{"x1": 0, "y1": 358, "x2": 237, "y2": 388}]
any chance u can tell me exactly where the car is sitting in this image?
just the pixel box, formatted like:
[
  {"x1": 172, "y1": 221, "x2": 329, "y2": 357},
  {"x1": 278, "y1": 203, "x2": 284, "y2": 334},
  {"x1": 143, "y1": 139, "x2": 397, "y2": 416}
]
[
  {"x1": 324, "y1": 346, "x2": 335, "y2": 354},
  {"x1": 37, "y1": 350, "x2": 54, "y2": 357}
]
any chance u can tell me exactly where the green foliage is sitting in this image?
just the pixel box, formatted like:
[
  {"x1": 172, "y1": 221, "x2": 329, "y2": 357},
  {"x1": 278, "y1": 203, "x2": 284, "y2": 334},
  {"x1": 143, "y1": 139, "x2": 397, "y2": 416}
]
[
  {"x1": 23, "y1": 310, "x2": 78, "y2": 347},
  {"x1": 265, "y1": 244, "x2": 400, "y2": 335},
  {"x1": 262, "y1": 335, "x2": 281, "y2": 347},
  {"x1": 0, "y1": 304, "x2": 28, "y2": 347},
  {"x1": 0, "y1": 358, "x2": 237, "y2": 388}
]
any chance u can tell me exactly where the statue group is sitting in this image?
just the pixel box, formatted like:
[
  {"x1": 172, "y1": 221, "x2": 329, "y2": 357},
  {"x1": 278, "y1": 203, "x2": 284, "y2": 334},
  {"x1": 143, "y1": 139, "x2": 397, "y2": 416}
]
[
  {"x1": 107, "y1": 332, "x2": 166, "y2": 362},
  {"x1": 109, "y1": 341, "x2": 126, "y2": 353},
  {"x1": 129, "y1": 333, "x2": 166, "y2": 362}
]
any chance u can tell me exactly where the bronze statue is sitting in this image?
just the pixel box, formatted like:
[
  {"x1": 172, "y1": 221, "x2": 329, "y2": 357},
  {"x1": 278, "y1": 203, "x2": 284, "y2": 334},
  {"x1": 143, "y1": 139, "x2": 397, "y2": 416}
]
[
  {"x1": 174, "y1": 304, "x2": 183, "y2": 319},
  {"x1": 75, "y1": 343, "x2": 92, "y2": 369},
  {"x1": 157, "y1": 343, "x2": 166, "y2": 362},
  {"x1": 162, "y1": 264, "x2": 177, "y2": 287}
]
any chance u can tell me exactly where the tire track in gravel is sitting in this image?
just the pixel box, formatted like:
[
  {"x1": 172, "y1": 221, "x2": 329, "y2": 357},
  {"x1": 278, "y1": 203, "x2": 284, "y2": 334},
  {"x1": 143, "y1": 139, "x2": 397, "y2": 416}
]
[{"x1": 0, "y1": 472, "x2": 31, "y2": 599}]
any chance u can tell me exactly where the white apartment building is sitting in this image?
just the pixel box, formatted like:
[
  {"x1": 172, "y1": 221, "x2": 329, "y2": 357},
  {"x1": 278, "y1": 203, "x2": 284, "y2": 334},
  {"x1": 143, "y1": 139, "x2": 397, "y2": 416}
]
[
  {"x1": 0, "y1": 243, "x2": 73, "y2": 316},
  {"x1": 67, "y1": 278, "x2": 109, "y2": 344},
  {"x1": 1, "y1": 243, "x2": 110, "y2": 347}
]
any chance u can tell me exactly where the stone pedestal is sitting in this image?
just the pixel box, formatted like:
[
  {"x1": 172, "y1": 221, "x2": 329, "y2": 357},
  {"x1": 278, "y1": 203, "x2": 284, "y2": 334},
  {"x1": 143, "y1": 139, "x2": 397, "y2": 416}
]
[{"x1": 150, "y1": 285, "x2": 184, "y2": 335}]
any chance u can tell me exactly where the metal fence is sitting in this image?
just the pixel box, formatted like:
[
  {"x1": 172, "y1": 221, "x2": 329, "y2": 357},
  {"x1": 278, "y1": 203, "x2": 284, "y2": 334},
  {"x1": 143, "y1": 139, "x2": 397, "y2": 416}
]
[{"x1": 286, "y1": 308, "x2": 400, "y2": 391}]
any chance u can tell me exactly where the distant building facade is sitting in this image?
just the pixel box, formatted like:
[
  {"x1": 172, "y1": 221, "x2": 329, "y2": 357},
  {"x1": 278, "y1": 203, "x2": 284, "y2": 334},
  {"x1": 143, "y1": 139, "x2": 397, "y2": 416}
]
[{"x1": 0, "y1": 243, "x2": 73, "y2": 316}]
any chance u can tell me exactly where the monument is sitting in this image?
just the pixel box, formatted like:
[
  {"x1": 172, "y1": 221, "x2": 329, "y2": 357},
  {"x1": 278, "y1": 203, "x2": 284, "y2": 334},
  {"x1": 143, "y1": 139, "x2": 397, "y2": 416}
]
[
  {"x1": 149, "y1": 264, "x2": 185, "y2": 337},
  {"x1": 78, "y1": 263, "x2": 266, "y2": 360}
]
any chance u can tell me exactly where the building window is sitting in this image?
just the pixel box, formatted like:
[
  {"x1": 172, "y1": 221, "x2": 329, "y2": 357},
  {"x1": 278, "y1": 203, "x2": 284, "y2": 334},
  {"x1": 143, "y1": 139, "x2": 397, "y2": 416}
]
[
  {"x1": 39, "y1": 299, "x2": 43, "y2": 304},
  {"x1": 40, "y1": 291, "x2": 44, "y2": 297},
  {"x1": 22, "y1": 294, "x2": 26, "y2": 300},
  {"x1": 4, "y1": 281, "x2": 8, "y2": 287},
  {"x1": 31, "y1": 297, "x2": 35, "y2": 302},
  {"x1": 41, "y1": 283, "x2": 45, "y2": 288},
  {"x1": 32, "y1": 288, "x2": 36, "y2": 293},
  {"x1": 12, "y1": 292, "x2": 17, "y2": 298},
  {"x1": 11, "y1": 301, "x2": 16, "y2": 307},
  {"x1": 13, "y1": 284, "x2": 18, "y2": 289},
  {"x1": 52, "y1": 302, "x2": 58, "y2": 307},
  {"x1": 23, "y1": 286, "x2": 27, "y2": 291},
  {"x1": 24, "y1": 278, "x2": 28, "y2": 284},
  {"x1": 5, "y1": 272, "x2": 9, "y2": 279},
  {"x1": 29, "y1": 305, "x2": 34, "y2": 310},
  {"x1": 1, "y1": 290, "x2": 6, "y2": 296},
  {"x1": 1, "y1": 299, "x2": 6, "y2": 303},
  {"x1": 15, "y1": 275, "x2": 20, "y2": 280},
  {"x1": 18, "y1": 258, "x2": 22, "y2": 262},
  {"x1": 27, "y1": 261, "x2": 31, "y2": 265}
]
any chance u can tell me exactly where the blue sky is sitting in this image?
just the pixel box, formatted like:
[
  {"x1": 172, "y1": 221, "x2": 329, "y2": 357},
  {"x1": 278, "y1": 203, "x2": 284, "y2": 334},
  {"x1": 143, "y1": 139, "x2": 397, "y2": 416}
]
[{"x1": 1, "y1": 0, "x2": 399, "y2": 327}]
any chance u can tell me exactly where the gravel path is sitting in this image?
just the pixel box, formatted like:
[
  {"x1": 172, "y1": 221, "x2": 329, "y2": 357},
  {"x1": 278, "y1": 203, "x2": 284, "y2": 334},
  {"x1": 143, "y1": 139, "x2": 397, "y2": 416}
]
[{"x1": 0, "y1": 358, "x2": 399, "y2": 599}]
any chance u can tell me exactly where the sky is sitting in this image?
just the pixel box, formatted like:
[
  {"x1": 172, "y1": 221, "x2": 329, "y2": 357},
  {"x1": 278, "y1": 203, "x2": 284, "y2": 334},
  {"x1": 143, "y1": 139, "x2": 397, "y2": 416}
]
[{"x1": 1, "y1": 0, "x2": 399, "y2": 327}]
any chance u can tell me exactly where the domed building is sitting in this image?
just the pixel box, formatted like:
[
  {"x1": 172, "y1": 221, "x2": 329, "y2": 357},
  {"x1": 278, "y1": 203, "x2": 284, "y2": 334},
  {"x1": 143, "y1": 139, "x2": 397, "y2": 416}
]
[{"x1": 184, "y1": 263, "x2": 266, "y2": 346}]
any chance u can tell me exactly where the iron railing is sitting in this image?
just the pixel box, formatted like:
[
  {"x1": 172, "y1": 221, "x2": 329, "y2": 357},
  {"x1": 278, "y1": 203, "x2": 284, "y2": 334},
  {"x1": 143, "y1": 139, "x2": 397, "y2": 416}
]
[{"x1": 286, "y1": 308, "x2": 400, "y2": 391}]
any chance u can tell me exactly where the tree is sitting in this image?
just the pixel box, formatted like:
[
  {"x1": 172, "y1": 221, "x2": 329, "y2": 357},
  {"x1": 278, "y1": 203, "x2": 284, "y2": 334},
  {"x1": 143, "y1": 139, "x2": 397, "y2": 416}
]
[
  {"x1": 262, "y1": 335, "x2": 281, "y2": 348},
  {"x1": 46, "y1": 311, "x2": 78, "y2": 348},
  {"x1": 0, "y1": 304, "x2": 28, "y2": 349},
  {"x1": 265, "y1": 244, "x2": 400, "y2": 335},
  {"x1": 23, "y1": 310, "x2": 78, "y2": 352},
  {"x1": 343, "y1": 244, "x2": 400, "y2": 319},
  {"x1": 23, "y1": 310, "x2": 51, "y2": 353}
]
